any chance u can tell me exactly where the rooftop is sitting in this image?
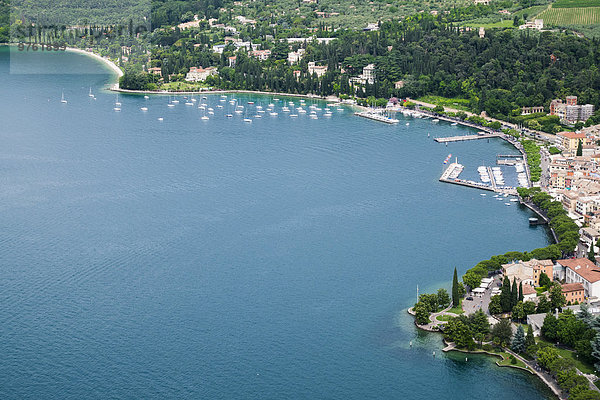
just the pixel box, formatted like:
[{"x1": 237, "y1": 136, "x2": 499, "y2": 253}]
[
  {"x1": 558, "y1": 258, "x2": 600, "y2": 283},
  {"x1": 562, "y1": 282, "x2": 584, "y2": 292}
]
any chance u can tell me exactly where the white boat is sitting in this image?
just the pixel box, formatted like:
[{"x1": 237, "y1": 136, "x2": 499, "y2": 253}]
[
  {"x1": 88, "y1": 87, "x2": 94, "y2": 98},
  {"x1": 255, "y1": 115, "x2": 262, "y2": 118},
  {"x1": 432, "y1": 119, "x2": 439, "y2": 123},
  {"x1": 282, "y1": 107, "x2": 290, "y2": 112},
  {"x1": 202, "y1": 96, "x2": 207, "y2": 100},
  {"x1": 141, "y1": 107, "x2": 148, "y2": 111},
  {"x1": 510, "y1": 198, "x2": 518, "y2": 202},
  {"x1": 270, "y1": 112, "x2": 278, "y2": 116},
  {"x1": 324, "y1": 112, "x2": 333, "y2": 117},
  {"x1": 208, "y1": 107, "x2": 214, "y2": 111},
  {"x1": 61, "y1": 91, "x2": 67, "y2": 103},
  {"x1": 505, "y1": 203, "x2": 511, "y2": 206},
  {"x1": 480, "y1": 193, "x2": 486, "y2": 196},
  {"x1": 337, "y1": 108, "x2": 344, "y2": 111},
  {"x1": 198, "y1": 106, "x2": 206, "y2": 110},
  {"x1": 201, "y1": 115, "x2": 210, "y2": 120},
  {"x1": 406, "y1": 122, "x2": 410, "y2": 126},
  {"x1": 144, "y1": 95, "x2": 149, "y2": 99},
  {"x1": 158, "y1": 117, "x2": 163, "y2": 121},
  {"x1": 248, "y1": 101, "x2": 254, "y2": 105},
  {"x1": 451, "y1": 122, "x2": 458, "y2": 126},
  {"x1": 221, "y1": 95, "x2": 227, "y2": 98},
  {"x1": 244, "y1": 118, "x2": 252, "y2": 123},
  {"x1": 226, "y1": 114, "x2": 233, "y2": 118},
  {"x1": 172, "y1": 99, "x2": 179, "y2": 104},
  {"x1": 113, "y1": 107, "x2": 121, "y2": 112},
  {"x1": 217, "y1": 105, "x2": 224, "y2": 108},
  {"x1": 298, "y1": 109, "x2": 307, "y2": 114},
  {"x1": 310, "y1": 114, "x2": 318, "y2": 119},
  {"x1": 168, "y1": 103, "x2": 175, "y2": 108},
  {"x1": 208, "y1": 111, "x2": 214, "y2": 115},
  {"x1": 185, "y1": 102, "x2": 194, "y2": 106},
  {"x1": 235, "y1": 110, "x2": 243, "y2": 114},
  {"x1": 290, "y1": 114, "x2": 298, "y2": 118}
]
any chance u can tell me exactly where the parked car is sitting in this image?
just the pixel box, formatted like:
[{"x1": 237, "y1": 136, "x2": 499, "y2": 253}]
[{"x1": 466, "y1": 296, "x2": 474, "y2": 301}]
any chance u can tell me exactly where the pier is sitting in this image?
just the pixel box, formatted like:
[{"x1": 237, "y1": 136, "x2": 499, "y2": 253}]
[
  {"x1": 439, "y1": 163, "x2": 496, "y2": 192},
  {"x1": 354, "y1": 111, "x2": 399, "y2": 124},
  {"x1": 434, "y1": 133, "x2": 500, "y2": 143}
]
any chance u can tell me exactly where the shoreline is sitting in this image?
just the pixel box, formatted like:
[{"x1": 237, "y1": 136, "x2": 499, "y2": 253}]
[
  {"x1": 65, "y1": 47, "x2": 123, "y2": 81},
  {"x1": 408, "y1": 315, "x2": 563, "y2": 399},
  {"x1": 1, "y1": 43, "x2": 123, "y2": 84}
]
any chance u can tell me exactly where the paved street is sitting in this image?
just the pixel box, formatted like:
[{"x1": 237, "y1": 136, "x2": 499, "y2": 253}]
[{"x1": 462, "y1": 275, "x2": 502, "y2": 315}]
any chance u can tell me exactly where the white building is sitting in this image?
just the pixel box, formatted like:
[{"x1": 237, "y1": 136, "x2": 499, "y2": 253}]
[
  {"x1": 308, "y1": 61, "x2": 328, "y2": 77},
  {"x1": 557, "y1": 258, "x2": 600, "y2": 299},
  {"x1": 185, "y1": 67, "x2": 218, "y2": 82},
  {"x1": 250, "y1": 50, "x2": 271, "y2": 61},
  {"x1": 519, "y1": 19, "x2": 544, "y2": 30},
  {"x1": 287, "y1": 49, "x2": 305, "y2": 65}
]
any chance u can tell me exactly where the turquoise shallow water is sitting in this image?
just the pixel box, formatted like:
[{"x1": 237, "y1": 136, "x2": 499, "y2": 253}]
[{"x1": 0, "y1": 47, "x2": 553, "y2": 399}]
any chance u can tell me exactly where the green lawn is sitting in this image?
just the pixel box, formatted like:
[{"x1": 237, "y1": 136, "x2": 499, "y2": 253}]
[
  {"x1": 160, "y1": 81, "x2": 207, "y2": 92},
  {"x1": 447, "y1": 299, "x2": 464, "y2": 315},
  {"x1": 436, "y1": 314, "x2": 454, "y2": 322},
  {"x1": 462, "y1": 20, "x2": 515, "y2": 29},
  {"x1": 553, "y1": 0, "x2": 600, "y2": 8},
  {"x1": 513, "y1": 5, "x2": 551, "y2": 19},
  {"x1": 537, "y1": 338, "x2": 597, "y2": 375},
  {"x1": 417, "y1": 95, "x2": 473, "y2": 113},
  {"x1": 497, "y1": 352, "x2": 529, "y2": 369}
]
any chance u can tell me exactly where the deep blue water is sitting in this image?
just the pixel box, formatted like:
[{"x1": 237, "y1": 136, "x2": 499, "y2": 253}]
[{"x1": 0, "y1": 47, "x2": 554, "y2": 399}]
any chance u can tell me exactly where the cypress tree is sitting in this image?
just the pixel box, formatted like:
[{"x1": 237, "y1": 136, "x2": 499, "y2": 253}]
[
  {"x1": 501, "y1": 276, "x2": 512, "y2": 313},
  {"x1": 511, "y1": 279, "x2": 518, "y2": 309},
  {"x1": 577, "y1": 139, "x2": 583, "y2": 156},
  {"x1": 519, "y1": 281, "x2": 524, "y2": 302},
  {"x1": 452, "y1": 267, "x2": 459, "y2": 307},
  {"x1": 589, "y1": 242, "x2": 596, "y2": 263}
]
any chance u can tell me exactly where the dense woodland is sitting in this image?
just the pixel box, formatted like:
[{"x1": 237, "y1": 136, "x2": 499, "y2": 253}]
[{"x1": 117, "y1": 16, "x2": 600, "y2": 127}]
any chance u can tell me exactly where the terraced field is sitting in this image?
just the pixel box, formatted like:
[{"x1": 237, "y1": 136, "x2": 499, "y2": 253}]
[{"x1": 538, "y1": 6, "x2": 600, "y2": 25}]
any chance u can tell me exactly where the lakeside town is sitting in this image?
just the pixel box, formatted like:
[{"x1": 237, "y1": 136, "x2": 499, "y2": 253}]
[{"x1": 405, "y1": 95, "x2": 600, "y2": 399}]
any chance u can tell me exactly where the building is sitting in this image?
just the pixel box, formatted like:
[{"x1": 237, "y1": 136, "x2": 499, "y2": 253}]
[
  {"x1": 228, "y1": 56, "x2": 237, "y2": 68},
  {"x1": 394, "y1": 80, "x2": 405, "y2": 89},
  {"x1": 287, "y1": 48, "x2": 305, "y2": 65},
  {"x1": 562, "y1": 282, "x2": 585, "y2": 304},
  {"x1": 531, "y1": 259, "x2": 554, "y2": 286},
  {"x1": 147, "y1": 67, "x2": 162, "y2": 76},
  {"x1": 250, "y1": 50, "x2": 271, "y2": 61},
  {"x1": 522, "y1": 284, "x2": 537, "y2": 302},
  {"x1": 474, "y1": 0, "x2": 490, "y2": 4},
  {"x1": 364, "y1": 23, "x2": 379, "y2": 32},
  {"x1": 308, "y1": 61, "x2": 328, "y2": 77},
  {"x1": 478, "y1": 27, "x2": 485, "y2": 38},
  {"x1": 502, "y1": 261, "x2": 535, "y2": 286},
  {"x1": 185, "y1": 66, "x2": 218, "y2": 82},
  {"x1": 557, "y1": 258, "x2": 600, "y2": 299},
  {"x1": 557, "y1": 131, "x2": 586, "y2": 153},
  {"x1": 521, "y1": 106, "x2": 544, "y2": 115},
  {"x1": 350, "y1": 64, "x2": 376, "y2": 86},
  {"x1": 235, "y1": 16, "x2": 256, "y2": 25},
  {"x1": 551, "y1": 97, "x2": 595, "y2": 124},
  {"x1": 519, "y1": 19, "x2": 544, "y2": 30}
]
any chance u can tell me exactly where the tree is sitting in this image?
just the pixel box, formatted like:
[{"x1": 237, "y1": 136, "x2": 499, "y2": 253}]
[
  {"x1": 518, "y1": 281, "x2": 523, "y2": 302},
  {"x1": 444, "y1": 317, "x2": 475, "y2": 349},
  {"x1": 512, "y1": 325, "x2": 526, "y2": 354},
  {"x1": 577, "y1": 139, "x2": 583, "y2": 157},
  {"x1": 489, "y1": 295, "x2": 502, "y2": 315},
  {"x1": 501, "y1": 276, "x2": 512, "y2": 313},
  {"x1": 591, "y1": 332, "x2": 600, "y2": 372},
  {"x1": 419, "y1": 293, "x2": 439, "y2": 313},
  {"x1": 492, "y1": 318, "x2": 513, "y2": 347},
  {"x1": 437, "y1": 288, "x2": 451, "y2": 308},
  {"x1": 539, "y1": 272, "x2": 551, "y2": 288},
  {"x1": 470, "y1": 309, "x2": 490, "y2": 336},
  {"x1": 523, "y1": 301, "x2": 537, "y2": 316},
  {"x1": 542, "y1": 312, "x2": 558, "y2": 341},
  {"x1": 589, "y1": 242, "x2": 596, "y2": 263},
  {"x1": 525, "y1": 324, "x2": 536, "y2": 352},
  {"x1": 537, "y1": 296, "x2": 551, "y2": 313},
  {"x1": 512, "y1": 301, "x2": 525, "y2": 322},
  {"x1": 511, "y1": 279, "x2": 518, "y2": 309},
  {"x1": 537, "y1": 345, "x2": 560, "y2": 370},
  {"x1": 452, "y1": 267, "x2": 459, "y2": 307},
  {"x1": 414, "y1": 302, "x2": 430, "y2": 325},
  {"x1": 549, "y1": 283, "x2": 566, "y2": 311}
]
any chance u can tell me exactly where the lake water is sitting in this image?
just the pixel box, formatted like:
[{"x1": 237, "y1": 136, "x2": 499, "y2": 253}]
[{"x1": 0, "y1": 46, "x2": 554, "y2": 399}]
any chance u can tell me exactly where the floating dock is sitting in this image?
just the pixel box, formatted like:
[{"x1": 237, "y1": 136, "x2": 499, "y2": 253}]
[
  {"x1": 439, "y1": 163, "x2": 496, "y2": 192},
  {"x1": 354, "y1": 111, "x2": 399, "y2": 124}
]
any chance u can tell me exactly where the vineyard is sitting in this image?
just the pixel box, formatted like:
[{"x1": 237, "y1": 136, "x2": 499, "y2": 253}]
[
  {"x1": 552, "y1": 0, "x2": 600, "y2": 8},
  {"x1": 538, "y1": 6, "x2": 600, "y2": 25}
]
